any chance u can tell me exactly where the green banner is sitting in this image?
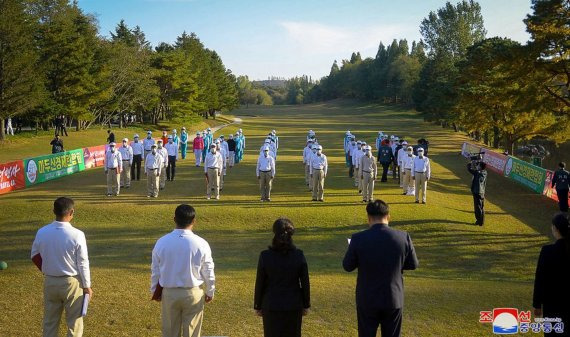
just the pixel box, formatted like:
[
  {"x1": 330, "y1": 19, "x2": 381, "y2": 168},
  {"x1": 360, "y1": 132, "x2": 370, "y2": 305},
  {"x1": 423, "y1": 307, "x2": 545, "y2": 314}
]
[
  {"x1": 24, "y1": 149, "x2": 86, "y2": 186},
  {"x1": 504, "y1": 156, "x2": 546, "y2": 194}
]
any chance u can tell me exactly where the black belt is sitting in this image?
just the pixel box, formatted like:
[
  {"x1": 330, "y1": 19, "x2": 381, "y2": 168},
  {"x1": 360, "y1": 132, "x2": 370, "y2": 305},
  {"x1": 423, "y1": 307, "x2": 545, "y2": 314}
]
[
  {"x1": 208, "y1": 167, "x2": 218, "y2": 170},
  {"x1": 313, "y1": 168, "x2": 323, "y2": 170},
  {"x1": 122, "y1": 160, "x2": 130, "y2": 161},
  {"x1": 362, "y1": 170, "x2": 372, "y2": 173},
  {"x1": 415, "y1": 171, "x2": 426, "y2": 173},
  {"x1": 260, "y1": 170, "x2": 271, "y2": 172},
  {"x1": 148, "y1": 168, "x2": 157, "y2": 170}
]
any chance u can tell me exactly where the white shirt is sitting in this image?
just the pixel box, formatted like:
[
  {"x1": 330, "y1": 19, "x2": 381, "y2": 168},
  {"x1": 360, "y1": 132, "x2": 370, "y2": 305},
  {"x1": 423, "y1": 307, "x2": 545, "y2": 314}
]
[
  {"x1": 257, "y1": 154, "x2": 276, "y2": 177},
  {"x1": 204, "y1": 152, "x2": 223, "y2": 172},
  {"x1": 303, "y1": 146, "x2": 313, "y2": 164},
  {"x1": 221, "y1": 141, "x2": 229, "y2": 158},
  {"x1": 397, "y1": 148, "x2": 407, "y2": 166},
  {"x1": 131, "y1": 141, "x2": 144, "y2": 156},
  {"x1": 353, "y1": 149, "x2": 364, "y2": 168},
  {"x1": 412, "y1": 156, "x2": 431, "y2": 179},
  {"x1": 145, "y1": 152, "x2": 162, "y2": 174},
  {"x1": 309, "y1": 153, "x2": 328, "y2": 176},
  {"x1": 157, "y1": 147, "x2": 168, "y2": 166},
  {"x1": 348, "y1": 143, "x2": 358, "y2": 157},
  {"x1": 401, "y1": 154, "x2": 416, "y2": 169},
  {"x1": 165, "y1": 142, "x2": 178, "y2": 157},
  {"x1": 151, "y1": 229, "x2": 215, "y2": 297},
  {"x1": 31, "y1": 221, "x2": 91, "y2": 288},
  {"x1": 105, "y1": 150, "x2": 122, "y2": 170},
  {"x1": 143, "y1": 137, "x2": 155, "y2": 151},
  {"x1": 118, "y1": 145, "x2": 133, "y2": 164}
]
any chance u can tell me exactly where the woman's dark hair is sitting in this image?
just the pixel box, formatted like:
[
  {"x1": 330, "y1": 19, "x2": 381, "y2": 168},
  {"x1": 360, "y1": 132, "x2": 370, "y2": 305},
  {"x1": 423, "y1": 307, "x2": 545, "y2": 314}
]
[
  {"x1": 175, "y1": 204, "x2": 196, "y2": 228},
  {"x1": 271, "y1": 217, "x2": 295, "y2": 252},
  {"x1": 552, "y1": 213, "x2": 570, "y2": 258}
]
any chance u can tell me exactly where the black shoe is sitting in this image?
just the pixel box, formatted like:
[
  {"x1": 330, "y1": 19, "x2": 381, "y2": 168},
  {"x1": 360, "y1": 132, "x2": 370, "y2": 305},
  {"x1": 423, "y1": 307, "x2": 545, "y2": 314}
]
[
  {"x1": 266, "y1": 199, "x2": 271, "y2": 202},
  {"x1": 312, "y1": 199, "x2": 317, "y2": 201},
  {"x1": 422, "y1": 201, "x2": 426, "y2": 204},
  {"x1": 402, "y1": 192, "x2": 407, "y2": 195},
  {"x1": 415, "y1": 200, "x2": 420, "y2": 203},
  {"x1": 362, "y1": 200, "x2": 367, "y2": 203},
  {"x1": 319, "y1": 199, "x2": 324, "y2": 202}
]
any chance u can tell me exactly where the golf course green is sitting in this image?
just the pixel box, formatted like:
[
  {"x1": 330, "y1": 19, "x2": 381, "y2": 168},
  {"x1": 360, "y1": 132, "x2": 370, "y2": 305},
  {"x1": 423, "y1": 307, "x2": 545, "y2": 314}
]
[{"x1": 0, "y1": 101, "x2": 560, "y2": 336}]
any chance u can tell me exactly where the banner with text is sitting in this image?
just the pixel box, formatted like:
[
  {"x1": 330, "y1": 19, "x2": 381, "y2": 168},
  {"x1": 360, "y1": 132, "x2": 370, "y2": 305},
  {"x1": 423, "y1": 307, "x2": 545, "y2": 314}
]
[
  {"x1": 0, "y1": 161, "x2": 26, "y2": 195},
  {"x1": 461, "y1": 142, "x2": 481, "y2": 158},
  {"x1": 83, "y1": 145, "x2": 107, "y2": 169},
  {"x1": 504, "y1": 156, "x2": 547, "y2": 194},
  {"x1": 482, "y1": 150, "x2": 508, "y2": 175},
  {"x1": 543, "y1": 170, "x2": 560, "y2": 202},
  {"x1": 24, "y1": 149, "x2": 86, "y2": 186}
]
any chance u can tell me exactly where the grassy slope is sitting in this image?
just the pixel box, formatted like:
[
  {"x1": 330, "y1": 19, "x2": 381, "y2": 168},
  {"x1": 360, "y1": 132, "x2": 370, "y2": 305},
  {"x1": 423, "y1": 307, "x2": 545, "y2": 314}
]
[{"x1": 0, "y1": 101, "x2": 560, "y2": 336}]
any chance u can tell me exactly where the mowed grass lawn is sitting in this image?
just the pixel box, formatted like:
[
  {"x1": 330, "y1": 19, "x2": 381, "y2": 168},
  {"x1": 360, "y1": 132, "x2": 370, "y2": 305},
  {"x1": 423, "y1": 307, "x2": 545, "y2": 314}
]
[{"x1": 0, "y1": 101, "x2": 561, "y2": 336}]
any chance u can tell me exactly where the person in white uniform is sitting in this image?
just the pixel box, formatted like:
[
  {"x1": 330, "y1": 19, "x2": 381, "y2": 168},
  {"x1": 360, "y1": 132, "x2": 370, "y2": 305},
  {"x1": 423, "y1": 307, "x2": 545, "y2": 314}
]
[
  {"x1": 204, "y1": 144, "x2": 223, "y2": 200},
  {"x1": 118, "y1": 138, "x2": 133, "y2": 188},
  {"x1": 31, "y1": 197, "x2": 92, "y2": 337},
  {"x1": 412, "y1": 148, "x2": 431, "y2": 204},
  {"x1": 309, "y1": 145, "x2": 328, "y2": 202},
  {"x1": 145, "y1": 144, "x2": 162, "y2": 198},
  {"x1": 257, "y1": 146, "x2": 276, "y2": 202},
  {"x1": 151, "y1": 204, "x2": 215, "y2": 337},
  {"x1": 143, "y1": 131, "x2": 155, "y2": 159},
  {"x1": 157, "y1": 140, "x2": 168, "y2": 190},
  {"x1": 303, "y1": 139, "x2": 314, "y2": 188},
  {"x1": 105, "y1": 142, "x2": 122, "y2": 196},
  {"x1": 400, "y1": 146, "x2": 416, "y2": 196}
]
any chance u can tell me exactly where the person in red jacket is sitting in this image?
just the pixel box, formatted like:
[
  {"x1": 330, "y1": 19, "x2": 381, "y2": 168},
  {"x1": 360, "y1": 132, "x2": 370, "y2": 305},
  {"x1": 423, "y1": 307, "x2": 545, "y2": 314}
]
[
  {"x1": 161, "y1": 131, "x2": 169, "y2": 146},
  {"x1": 193, "y1": 132, "x2": 204, "y2": 167}
]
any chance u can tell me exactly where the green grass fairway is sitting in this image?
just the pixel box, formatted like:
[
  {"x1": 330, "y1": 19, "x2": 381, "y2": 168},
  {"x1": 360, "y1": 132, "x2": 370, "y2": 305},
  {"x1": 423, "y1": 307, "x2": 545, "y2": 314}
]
[{"x1": 0, "y1": 101, "x2": 561, "y2": 336}]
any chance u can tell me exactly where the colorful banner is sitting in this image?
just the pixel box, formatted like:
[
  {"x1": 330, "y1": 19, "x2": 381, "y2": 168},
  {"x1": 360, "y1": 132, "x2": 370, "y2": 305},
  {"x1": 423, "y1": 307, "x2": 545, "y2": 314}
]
[
  {"x1": 83, "y1": 145, "x2": 107, "y2": 169},
  {"x1": 504, "y1": 156, "x2": 547, "y2": 194},
  {"x1": 543, "y1": 170, "x2": 560, "y2": 202},
  {"x1": 482, "y1": 150, "x2": 508, "y2": 175},
  {"x1": 461, "y1": 142, "x2": 481, "y2": 158},
  {"x1": 0, "y1": 160, "x2": 26, "y2": 195},
  {"x1": 24, "y1": 149, "x2": 86, "y2": 186}
]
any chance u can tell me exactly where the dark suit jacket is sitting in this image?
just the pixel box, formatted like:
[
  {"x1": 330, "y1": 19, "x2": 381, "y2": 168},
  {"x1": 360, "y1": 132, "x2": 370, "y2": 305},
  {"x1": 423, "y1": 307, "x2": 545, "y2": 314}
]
[
  {"x1": 254, "y1": 247, "x2": 310, "y2": 311},
  {"x1": 533, "y1": 239, "x2": 570, "y2": 311},
  {"x1": 468, "y1": 164, "x2": 487, "y2": 197},
  {"x1": 343, "y1": 223, "x2": 418, "y2": 310}
]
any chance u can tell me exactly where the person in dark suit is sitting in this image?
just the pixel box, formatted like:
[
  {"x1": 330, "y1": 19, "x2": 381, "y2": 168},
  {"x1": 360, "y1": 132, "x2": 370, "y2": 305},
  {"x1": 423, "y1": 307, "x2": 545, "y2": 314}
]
[
  {"x1": 343, "y1": 200, "x2": 418, "y2": 337},
  {"x1": 551, "y1": 162, "x2": 569, "y2": 213},
  {"x1": 468, "y1": 161, "x2": 487, "y2": 226},
  {"x1": 254, "y1": 217, "x2": 310, "y2": 337},
  {"x1": 533, "y1": 213, "x2": 570, "y2": 337}
]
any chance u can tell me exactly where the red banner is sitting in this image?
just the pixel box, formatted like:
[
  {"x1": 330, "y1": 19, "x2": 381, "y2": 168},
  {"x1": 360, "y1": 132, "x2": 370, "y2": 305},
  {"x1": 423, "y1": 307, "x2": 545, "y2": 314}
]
[
  {"x1": 543, "y1": 170, "x2": 560, "y2": 202},
  {"x1": 0, "y1": 160, "x2": 25, "y2": 194},
  {"x1": 482, "y1": 150, "x2": 508, "y2": 175},
  {"x1": 83, "y1": 145, "x2": 107, "y2": 169}
]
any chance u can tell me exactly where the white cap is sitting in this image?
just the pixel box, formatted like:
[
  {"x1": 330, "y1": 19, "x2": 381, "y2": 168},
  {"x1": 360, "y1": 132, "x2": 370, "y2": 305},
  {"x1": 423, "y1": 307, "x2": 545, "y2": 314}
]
[
  {"x1": 210, "y1": 143, "x2": 216, "y2": 148},
  {"x1": 407, "y1": 146, "x2": 413, "y2": 151},
  {"x1": 157, "y1": 139, "x2": 163, "y2": 144},
  {"x1": 418, "y1": 147, "x2": 425, "y2": 153},
  {"x1": 357, "y1": 140, "x2": 362, "y2": 144},
  {"x1": 196, "y1": 131, "x2": 201, "y2": 135},
  {"x1": 390, "y1": 135, "x2": 394, "y2": 139},
  {"x1": 168, "y1": 135, "x2": 173, "y2": 139},
  {"x1": 365, "y1": 145, "x2": 372, "y2": 151},
  {"x1": 214, "y1": 139, "x2": 220, "y2": 144},
  {"x1": 272, "y1": 129, "x2": 276, "y2": 133},
  {"x1": 109, "y1": 142, "x2": 116, "y2": 146},
  {"x1": 361, "y1": 142, "x2": 367, "y2": 146},
  {"x1": 346, "y1": 130, "x2": 351, "y2": 135},
  {"x1": 147, "y1": 130, "x2": 152, "y2": 134},
  {"x1": 182, "y1": 127, "x2": 186, "y2": 130},
  {"x1": 207, "y1": 127, "x2": 211, "y2": 131},
  {"x1": 122, "y1": 138, "x2": 128, "y2": 142},
  {"x1": 263, "y1": 146, "x2": 270, "y2": 151},
  {"x1": 264, "y1": 139, "x2": 270, "y2": 143},
  {"x1": 316, "y1": 145, "x2": 323, "y2": 150},
  {"x1": 134, "y1": 134, "x2": 139, "y2": 138},
  {"x1": 402, "y1": 141, "x2": 408, "y2": 145}
]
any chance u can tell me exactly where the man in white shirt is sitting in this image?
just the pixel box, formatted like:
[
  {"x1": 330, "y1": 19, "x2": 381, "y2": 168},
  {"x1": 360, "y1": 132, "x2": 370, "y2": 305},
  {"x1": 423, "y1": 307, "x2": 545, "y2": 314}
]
[
  {"x1": 6, "y1": 117, "x2": 14, "y2": 136},
  {"x1": 31, "y1": 197, "x2": 92, "y2": 337},
  {"x1": 131, "y1": 134, "x2": 145, "y2": 181},
  {"x1": 346, "y1": 135, "x2": 356, "y2": 178},
  {"x1": 143, "y1": 131, "x2": 155, "y2": 159},
  {"x1": 412, "y1": 148, "x2": 431, "y2": 204},
  {"x1": 310, "y1": 145, "x2": 328, "y2": 202},
  {"x1": 360, "y1": 146, "x2": 378, "y2": 203},
  {"x1": 303, "y1": 140, "x2": 314, "y2": 189},
  {"x1": 105, "y1": 142, "x2": 122, "y2": 197},
  {"x1": 397, "y1": 141, "x2": 408, "y2": 188},
  {"x1": 165, "y1": 136, "x2": 179, "y2": 182},
  {"x1": 157, "y1": 140, "x2": 168, "y2": 190},
  {"x1": 204, "y1": 144, "x2": 223, "y2": 200},
  {"x1": 118, "y1": 138, "x2": 133, "y2": 188},
  {"x1": 257, "y1": 147, "x2": 276, "y2": 202},
  {"x1": 145, "y1": 144, "x2": 162, "y2": 198},
  {"x1": 151, "y1": 204, "x2": 215, "y2": 337},
  {"x1": 214, "y1": 139, "x2": 227, "y2": 191},
  {"x1": 401, "y1": 146, "x2": 416, "y2": 196}
]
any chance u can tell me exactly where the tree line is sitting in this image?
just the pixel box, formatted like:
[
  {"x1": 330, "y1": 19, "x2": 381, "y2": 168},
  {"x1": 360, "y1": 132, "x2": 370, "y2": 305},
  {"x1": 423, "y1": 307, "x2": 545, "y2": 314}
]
[
  {"x1": 0, "y1": 0, "x2": 239, "y2": 140},
  {"x1": 246, "y1": 0, "x2": 569, "y2": 153}
]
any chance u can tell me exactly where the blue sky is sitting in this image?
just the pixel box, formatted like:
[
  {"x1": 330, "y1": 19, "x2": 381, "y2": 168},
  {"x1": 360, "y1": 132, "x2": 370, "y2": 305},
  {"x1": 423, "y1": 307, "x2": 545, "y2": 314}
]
[{"x1": 77, "y1": 0, "x2": 532, "y2": 80}]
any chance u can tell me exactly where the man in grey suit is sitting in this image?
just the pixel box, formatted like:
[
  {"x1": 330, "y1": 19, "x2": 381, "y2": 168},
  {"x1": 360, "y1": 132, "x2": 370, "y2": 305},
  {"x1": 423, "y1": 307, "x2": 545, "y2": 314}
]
[{"x1": 343, "y1": 200, "x2": 418, "y2": 337}]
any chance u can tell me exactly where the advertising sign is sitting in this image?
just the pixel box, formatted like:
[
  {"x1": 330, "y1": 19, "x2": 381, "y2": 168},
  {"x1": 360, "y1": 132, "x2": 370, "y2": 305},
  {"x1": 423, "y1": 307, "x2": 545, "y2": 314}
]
[
  {"x1": 0, "y1": 160, "x2": 25, "y2": 194},
  {"x1": 24, "y1": 149, "x2": 86, "y2": 186},
  {"x1": 84, "y1": 145, "x2": 107, "y2": 169},
  {"x1": 482, "y1": 151, "x2": 508, "y2": 175},
  {"x1": 504, "y1": 156, "x2": 546, "y2": 194}
]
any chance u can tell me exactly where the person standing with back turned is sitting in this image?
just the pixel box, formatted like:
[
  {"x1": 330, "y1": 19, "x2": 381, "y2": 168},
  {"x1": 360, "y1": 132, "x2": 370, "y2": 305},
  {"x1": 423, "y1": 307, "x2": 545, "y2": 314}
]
[
  {"x1": 151, "y1": 204, "x2": 215, "y2": 337},
  {"x1": 532, "y1": 214, "x2": 570, "y2": 337},
  {"x1": 551, "y1": 162, "x2": 569, "y2": 213},
  {"x1": 468, "y1": 161, "x2": 487, "y2": 226},
  {"x1": 254, "y1": 217, "x2": 310, "y2": 337},
  {"x1": 343, "y1": 200, "x2": 418, "y2": 337},
  {"x1": 31, "y1": 197, "x2": 93, "y2": 337}
]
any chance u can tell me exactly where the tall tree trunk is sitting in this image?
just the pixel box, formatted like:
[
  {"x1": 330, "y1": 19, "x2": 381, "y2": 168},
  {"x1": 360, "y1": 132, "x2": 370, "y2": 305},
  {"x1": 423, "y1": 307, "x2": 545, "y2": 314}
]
[
  {"x1": 0, "y1": 119, "x2": 5, "y2": 141},
  {"x1": 483, "y1": 131, "x2": 489, "y2": 146},
  {"x1": 76, "y1": 119, "x2": 80, "y2": 132},
  {"x1": 492, "y1": 127, "x2": 501, "y2": 149},
  {"x1": 504, "y1": 135, "x2": 515, "y2": 155}
]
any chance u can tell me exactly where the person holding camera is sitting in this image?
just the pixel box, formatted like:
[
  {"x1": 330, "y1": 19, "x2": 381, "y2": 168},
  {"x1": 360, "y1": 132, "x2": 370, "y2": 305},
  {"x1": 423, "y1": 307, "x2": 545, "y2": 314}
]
[{"x1": 468, "y1": 157, "x2": 487, "y2": 226}]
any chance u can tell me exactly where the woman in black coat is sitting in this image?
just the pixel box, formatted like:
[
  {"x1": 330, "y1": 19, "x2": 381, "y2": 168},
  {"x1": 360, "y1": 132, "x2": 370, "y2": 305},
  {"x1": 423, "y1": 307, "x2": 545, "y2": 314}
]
[
  {"x1": 254, "y1": 217, "x2": 310, "y2": 337},
  {"x1": 533, "y1": 213, "x2": 570, "y2": 336}
]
